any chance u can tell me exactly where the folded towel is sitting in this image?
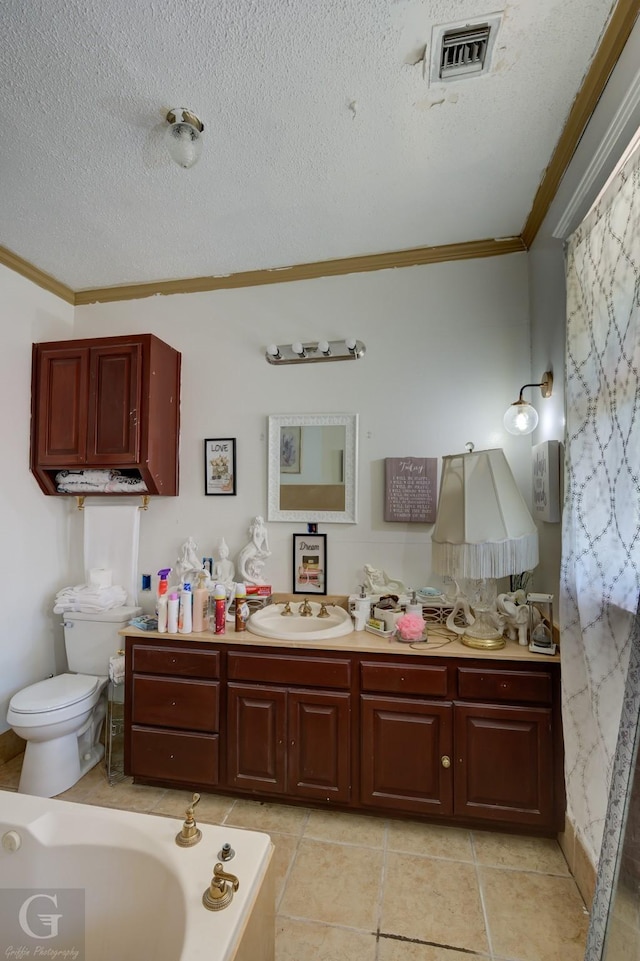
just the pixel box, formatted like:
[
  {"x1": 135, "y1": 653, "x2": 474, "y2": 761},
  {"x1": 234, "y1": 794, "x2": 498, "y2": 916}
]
[
  {"x1": 55, "y1": 469, "x2": 148, "y2": 494},
  {"x1": 53, "y1": 584, "x2": 128, "y2": 614}
]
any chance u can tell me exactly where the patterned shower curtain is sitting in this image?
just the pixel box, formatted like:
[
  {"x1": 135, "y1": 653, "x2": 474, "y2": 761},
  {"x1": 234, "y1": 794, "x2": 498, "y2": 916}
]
[{"x1": 562, "y1": 147, "x2": 640, "y2": 866}]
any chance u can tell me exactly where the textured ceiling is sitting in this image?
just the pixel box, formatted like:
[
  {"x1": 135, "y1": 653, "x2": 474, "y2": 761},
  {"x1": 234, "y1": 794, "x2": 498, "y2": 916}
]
[{"x1": 0, "y1": 0, "x2": 617, "y2": 291}]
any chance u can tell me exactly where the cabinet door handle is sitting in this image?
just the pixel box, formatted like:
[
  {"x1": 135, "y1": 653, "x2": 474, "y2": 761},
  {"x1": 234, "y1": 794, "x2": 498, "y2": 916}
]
[{"x1": 441, "y1": 755, "x2": 451, "y2": 769}]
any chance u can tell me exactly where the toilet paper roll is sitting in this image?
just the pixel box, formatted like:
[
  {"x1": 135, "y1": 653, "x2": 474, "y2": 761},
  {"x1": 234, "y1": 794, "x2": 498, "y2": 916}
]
[{"x1": 89, "y1": 568, "x2": 113, "y2": 589}]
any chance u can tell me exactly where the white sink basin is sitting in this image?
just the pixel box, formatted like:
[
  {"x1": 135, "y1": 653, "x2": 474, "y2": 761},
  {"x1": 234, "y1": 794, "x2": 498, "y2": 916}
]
[{"x1": 247, "y1": 601, "x2": 354, "y2": 641}]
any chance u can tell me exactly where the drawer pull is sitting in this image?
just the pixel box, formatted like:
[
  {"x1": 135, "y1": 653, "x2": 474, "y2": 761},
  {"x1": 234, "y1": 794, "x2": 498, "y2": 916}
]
[{"x1": 441, "y1": 755, "x2": 451, "y2": 769}]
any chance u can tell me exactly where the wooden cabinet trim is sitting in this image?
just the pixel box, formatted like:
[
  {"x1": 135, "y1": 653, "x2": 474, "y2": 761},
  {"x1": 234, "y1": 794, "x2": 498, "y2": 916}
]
[
  {"x1": 457, "y1": 666, "x2": 552, "y2": 704},
  {"x1": 130, "y1": 726, "x2": 219, "y2": 786},
  {"x1": 228, "y1": 650, "x2": 351, "y2": 688},
  {"x1": 131, "y1": 676, "x2": 219, "y2": 731},
  {"x1": 131, "y1": 644, "x2": 220, "y2": 678},
  {"x1": 361, "y1": 660, "x2": 449, "y2": 697}
]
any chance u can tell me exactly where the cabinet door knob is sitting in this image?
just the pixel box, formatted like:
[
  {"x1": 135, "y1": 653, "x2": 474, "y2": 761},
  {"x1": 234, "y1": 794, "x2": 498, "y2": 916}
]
[{"x1": 441, "y1": 755, "x2": 451, "y2": 769}]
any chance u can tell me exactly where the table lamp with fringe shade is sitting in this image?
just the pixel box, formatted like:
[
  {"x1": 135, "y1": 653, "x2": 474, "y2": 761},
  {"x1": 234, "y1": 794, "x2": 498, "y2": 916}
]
[{"x1": 431, "y1": 447, "x2": 539, "y2": 650}]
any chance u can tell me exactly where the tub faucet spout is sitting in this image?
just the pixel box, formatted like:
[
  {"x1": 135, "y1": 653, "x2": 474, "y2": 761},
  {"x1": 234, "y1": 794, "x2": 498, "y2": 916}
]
[{"x1": 202, "y1": 863, "x2": 240, "y2": 911}]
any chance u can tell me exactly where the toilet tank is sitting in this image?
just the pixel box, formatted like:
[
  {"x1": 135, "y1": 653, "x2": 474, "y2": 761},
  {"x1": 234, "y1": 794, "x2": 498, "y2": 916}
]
[{"x1": 63, "y1": 606, "x2": 141, "y2": 675}]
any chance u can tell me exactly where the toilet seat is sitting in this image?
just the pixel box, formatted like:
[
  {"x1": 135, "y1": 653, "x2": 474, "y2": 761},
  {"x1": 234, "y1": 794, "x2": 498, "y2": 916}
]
[{"x1": 9, "y1": 673, "x2": 100, "y2": 715}]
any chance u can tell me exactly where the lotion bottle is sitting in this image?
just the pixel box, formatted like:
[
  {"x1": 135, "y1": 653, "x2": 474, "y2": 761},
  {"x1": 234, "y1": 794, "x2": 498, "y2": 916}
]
[
  {"x1": 192, "y1": 571, "x2": 209, "y2": 632},
  {"x1": 157, "y1": 594, "x2": 168, "y2": 633},
  {"x1": 178, "y1": 583, "x2": 192, "y2": 634},
  {"x1": 167, "y1": 592, "x2": 179, "y2": 633}
]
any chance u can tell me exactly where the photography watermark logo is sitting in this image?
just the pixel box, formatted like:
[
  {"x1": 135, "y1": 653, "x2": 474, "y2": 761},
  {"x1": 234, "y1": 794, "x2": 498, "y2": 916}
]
[{"x1": 1, "y1": 889, "x2": 84, "y2": 960}]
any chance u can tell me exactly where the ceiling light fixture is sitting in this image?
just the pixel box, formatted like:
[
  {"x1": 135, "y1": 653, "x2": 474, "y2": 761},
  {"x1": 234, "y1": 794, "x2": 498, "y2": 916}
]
[
  {"x1": 503, "y1": 371, "x2": 553, "y2": 435},
  {"x1": 265, "y1": 338, "x2": 366, "y2": 365},
  {"x1": 165, "y1": 108, "x2": 204, "y2": 169}
]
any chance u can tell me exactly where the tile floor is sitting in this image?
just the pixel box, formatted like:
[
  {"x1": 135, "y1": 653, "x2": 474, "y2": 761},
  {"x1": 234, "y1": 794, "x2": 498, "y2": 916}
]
[{"x1": 0, "y1": 754, "x2": 590, "y2": 961}]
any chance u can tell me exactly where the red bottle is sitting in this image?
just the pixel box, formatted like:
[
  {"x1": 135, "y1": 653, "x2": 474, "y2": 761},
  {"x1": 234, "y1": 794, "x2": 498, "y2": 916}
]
[{"x1": 214, "y1": 584, "x2": 227, "y2": 635}]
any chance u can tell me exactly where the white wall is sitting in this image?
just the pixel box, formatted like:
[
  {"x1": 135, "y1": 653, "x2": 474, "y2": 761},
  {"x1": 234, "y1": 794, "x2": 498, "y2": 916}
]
[
  {"x1": 1, "y1": 251, "x2": 534, "y2": 733},
  {"x1": 0, "y1": 265, "x2": 76, "y2": 728},
  {"x1": 71, "y1": 254, "x2": 533, "y2": 618}
]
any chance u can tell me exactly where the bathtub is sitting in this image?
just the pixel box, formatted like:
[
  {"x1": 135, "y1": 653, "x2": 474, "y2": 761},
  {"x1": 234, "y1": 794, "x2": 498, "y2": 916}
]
[{"x1": 0, "y1": 789, "x2": 274, "y2": 961}]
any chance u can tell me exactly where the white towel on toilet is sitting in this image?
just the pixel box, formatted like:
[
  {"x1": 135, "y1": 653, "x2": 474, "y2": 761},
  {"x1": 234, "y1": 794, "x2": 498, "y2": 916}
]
[
  {"x1": 84, "y1": 505, "x2": 140, "y2": 607},
  {"x1": 109, "y1": 654, "x2": 125, "y2": 683}
]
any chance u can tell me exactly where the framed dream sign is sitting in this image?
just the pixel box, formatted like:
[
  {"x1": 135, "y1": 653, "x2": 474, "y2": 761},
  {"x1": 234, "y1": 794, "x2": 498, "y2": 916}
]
[
  {"x1": 292, "y1": 533, "x2": 327, "y2": 595},
  {"x1": 204, "y1": 438, "x2": 236, "y2": 495}
]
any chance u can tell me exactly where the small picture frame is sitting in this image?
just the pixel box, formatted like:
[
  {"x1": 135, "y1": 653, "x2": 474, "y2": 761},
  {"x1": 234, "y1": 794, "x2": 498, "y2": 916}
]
[
  {"x1": 292, "y1": 532, "x2": 327, "y2": 595},
  {"x1": 204, "y1": 438, "x2": 236, "y2": 495},
  {"x1": 280, "y1": 426, "x2": 301, "y2": 473}
]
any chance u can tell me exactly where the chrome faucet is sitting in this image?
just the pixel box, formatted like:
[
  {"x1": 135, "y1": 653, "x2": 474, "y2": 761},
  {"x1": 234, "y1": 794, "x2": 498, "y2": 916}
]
[{"x1": 299, "y1": 598, "x2": 313, "y2": 616}]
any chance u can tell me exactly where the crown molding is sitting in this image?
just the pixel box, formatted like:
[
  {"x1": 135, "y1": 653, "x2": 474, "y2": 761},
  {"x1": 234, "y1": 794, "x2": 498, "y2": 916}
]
[
  {"x1": 0, "y1": 245, "x2": 75, "y2": 305},
  {"x1": 522, "y1": 0, "x2": 640, "y2": 248},
  {"x1": 73, "y1": 237, "x2": 526, "y2": 305}
]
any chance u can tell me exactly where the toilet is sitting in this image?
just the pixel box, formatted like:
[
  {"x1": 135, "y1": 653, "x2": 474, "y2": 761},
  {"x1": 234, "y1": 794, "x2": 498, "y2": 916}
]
[{"x1": 7, "y1": 605, "x2": 140, "y2": 798}]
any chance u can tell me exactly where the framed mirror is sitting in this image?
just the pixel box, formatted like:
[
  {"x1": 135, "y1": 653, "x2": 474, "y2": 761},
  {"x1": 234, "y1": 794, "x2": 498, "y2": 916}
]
[{"x1": 267, "y1": 413, "x2": 359, "y2": 523}]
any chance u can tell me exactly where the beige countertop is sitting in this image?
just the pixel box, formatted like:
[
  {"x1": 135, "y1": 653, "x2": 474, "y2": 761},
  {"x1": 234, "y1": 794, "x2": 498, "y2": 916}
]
[{"x1": 120, "y1": 623, "x2": 560, "y2": 663}]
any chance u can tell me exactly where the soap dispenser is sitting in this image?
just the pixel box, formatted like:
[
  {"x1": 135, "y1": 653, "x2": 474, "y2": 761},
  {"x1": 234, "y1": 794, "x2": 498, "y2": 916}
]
[{"x1": 354, "y1": 585, "x2": 370, "y2": 632}]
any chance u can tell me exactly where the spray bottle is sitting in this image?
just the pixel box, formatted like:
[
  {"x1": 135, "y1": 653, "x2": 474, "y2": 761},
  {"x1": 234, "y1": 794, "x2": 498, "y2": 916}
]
[
  {"x1": 192, "y1": 571, "x2": 209, "y2": 633},
  {"x1": 156, "y1": 568, "x2": 172, "y2": 633},
  {"x1": 214, "y1": 583, "x2": 227, "y2": 635},
  {"x1": 235, "y1": 583, "x2": 249, "y2": 632}
]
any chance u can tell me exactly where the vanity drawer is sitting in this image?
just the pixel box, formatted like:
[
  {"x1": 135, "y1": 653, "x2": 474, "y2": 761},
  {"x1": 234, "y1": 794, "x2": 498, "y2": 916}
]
[
  {"x1": 131, "y1": 645, "x2": 220, "y2": 678},
  {"x1": 457, "y1": 667, "x2": 552, "y2": 705},
  {"x1": 361, "y1": 661, "x2": 449, "y2": 698},
  {"x1": 228, "y1": 651, "x2": 351, "y2": 689},
  {"x1": 130, "y1": 727, "x2": 219, "y2": 787},
  {"x1": 131, "y1": 677, "x2": 219, "y2": 731}
]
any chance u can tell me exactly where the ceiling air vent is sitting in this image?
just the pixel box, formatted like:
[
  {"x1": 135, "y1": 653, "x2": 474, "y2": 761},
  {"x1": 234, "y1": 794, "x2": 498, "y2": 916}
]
[
  {"x1": 440, "y1": 25, "x2": 490, "y2": 79},
  {"x1": 430, "y1": 15, "x2": 501, "y2": 84}
]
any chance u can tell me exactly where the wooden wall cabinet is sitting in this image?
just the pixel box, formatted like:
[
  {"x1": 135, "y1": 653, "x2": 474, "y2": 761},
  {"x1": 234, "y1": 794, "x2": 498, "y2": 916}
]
[
  {"x1": 30, "y1": 333, "x2": 181, "y2": 495},
  {"x1": 124, "y1": 636, "x2": 564, "y2": 833}
]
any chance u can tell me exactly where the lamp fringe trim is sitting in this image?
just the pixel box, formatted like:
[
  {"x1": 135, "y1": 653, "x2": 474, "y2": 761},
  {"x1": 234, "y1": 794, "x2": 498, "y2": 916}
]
[{"x1": 431, "y1": 532, "x2": 539, "y2": 580}]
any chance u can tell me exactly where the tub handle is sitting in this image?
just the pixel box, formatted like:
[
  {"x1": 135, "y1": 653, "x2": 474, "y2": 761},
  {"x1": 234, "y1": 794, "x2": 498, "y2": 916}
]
[
  {"x1": 202, "y1": 863, "x2": 239, "y2": 911},
  {"x1": 175, "y1": 793, "x2": 202, "y2": 847}
]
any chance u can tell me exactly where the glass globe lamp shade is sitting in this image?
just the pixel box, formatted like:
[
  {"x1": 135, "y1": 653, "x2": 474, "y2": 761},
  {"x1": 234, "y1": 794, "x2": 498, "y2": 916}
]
[
  {"x1": 165, "y1": 109, "x2": 203, "y2": 169},
  {"x1": 503, "y1": 401, "x2": 539, "y2": 435}
]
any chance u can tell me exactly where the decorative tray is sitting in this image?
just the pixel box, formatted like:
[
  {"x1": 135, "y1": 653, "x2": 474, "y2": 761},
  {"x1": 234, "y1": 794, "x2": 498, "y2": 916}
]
[{"x1": 364, "y1": 623, "x2": 396, "y2": 638}]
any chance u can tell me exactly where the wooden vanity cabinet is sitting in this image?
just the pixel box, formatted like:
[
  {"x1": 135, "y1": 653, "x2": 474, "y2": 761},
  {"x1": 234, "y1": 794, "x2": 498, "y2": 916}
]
[
  {"x1": 125, "y1": 642, "x2": 220, "y2": 788},
  {"x1": 360, "y1": 661, "x2": 453, "y2": 816},
  {"x1": 226, "y1": 651, "x2": 352, "y2": 804},
  {"x1": 359, "y1": 658, "x2": 562, "y2": 831},
  {"x1": 30, "y1": 333, "x2": 181, "y2": 495},
  {"x1": 123, "y1": 636, "x2": 564, "y2": 833}
]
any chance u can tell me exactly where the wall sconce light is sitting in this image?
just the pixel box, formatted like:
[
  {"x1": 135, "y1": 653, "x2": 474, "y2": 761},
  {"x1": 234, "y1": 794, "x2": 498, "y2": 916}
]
[
  {"x1": 503, "y1": 371, "x2": 553, "y2": 435},
  {"x1": 265, "y1": 338, "x2": 366, "y2": 365},
  {"x1": 165, "y1": 108, "x2": 204, "y2": 169}
]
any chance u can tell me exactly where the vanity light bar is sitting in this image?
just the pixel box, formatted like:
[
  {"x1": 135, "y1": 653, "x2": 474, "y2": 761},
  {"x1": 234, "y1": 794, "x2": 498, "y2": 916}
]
[{"x1": 265, "y1": 338, "x2": 366, "y2": 365}]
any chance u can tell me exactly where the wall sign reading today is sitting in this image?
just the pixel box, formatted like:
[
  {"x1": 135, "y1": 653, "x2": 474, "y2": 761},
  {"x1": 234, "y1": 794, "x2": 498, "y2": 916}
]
[{"x1": 384, "y1": 457, "x2": 438, "y2": 523}]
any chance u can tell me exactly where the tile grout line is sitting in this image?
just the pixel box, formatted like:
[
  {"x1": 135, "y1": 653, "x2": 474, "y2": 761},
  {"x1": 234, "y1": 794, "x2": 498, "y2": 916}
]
[
  {"x1": 470, "y1": 832, "x2": 496, "y2": 961},
  {"x1": 374, "y1": 820, "x2": 390, "y2": 961}
]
